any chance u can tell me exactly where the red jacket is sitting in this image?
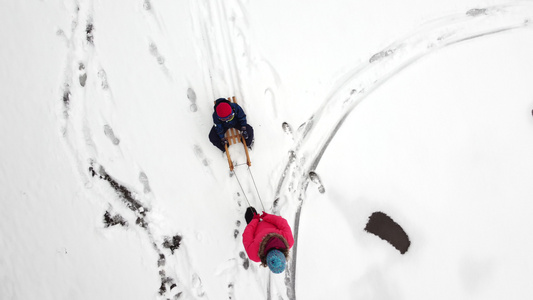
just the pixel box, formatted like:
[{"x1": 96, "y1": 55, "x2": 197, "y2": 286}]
[{"x1": 242, "y1": 213, "x2": 294, "y2": 262}]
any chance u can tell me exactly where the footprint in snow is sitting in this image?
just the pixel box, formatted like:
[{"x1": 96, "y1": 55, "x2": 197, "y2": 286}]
[
  {"x1": 187, "y1": 88, "x2": 198, "y2": 112},
  {"x1": 97, "y1": 69, "x2": 109, "y2": 90},
  {"x1": 228, "y1": 283, "x2": 235, "y2": 300},
  {"x1": 191, "y1": 273, "x2": 206, "y2": 297},
  {"x1": 233, "y1": 192, "x2": 243, "y2": 208},
  {"x1": 78, "y1": 62, "x2": 87, "y2": 87},
  {"x1": 282, "y1": 122, "x2": 293, "y2": 137},
  {"x1": 233, "y1": 220, "x2": 241, "y2": 239},
  {"x1": 62, "y1": 84, "x2": 71, "y2": 118},
  {"x1": 104, "y1": 125, "x2": 120, "y2": 145},
  {"x1": 239, "y1": 251, "x2": 250, "y2": 270},
  {"x1": 139, "y1": 171, "x2": 151, "y2": 193},
  {"x1": 309, "y1": 171, "x2": 325, "y2": 194},
  {"x1": 157, "y1": 254, "x2": 165, "y2": 267},
  {"x1": 193, "y1": 145, "x2": 209, "y2": 166},
  {"x1": 466, "y1": 8, "x2": 488, "y2": 16},
  {"x1": 149, "y1": 42, "x2": 165, "y2": 65},
  {"x1": 143, "y1": 0, "x2": 151, "y2": 10},
  {"x1": 86, "y1": 21, "x2": 94, "y2": 44}
]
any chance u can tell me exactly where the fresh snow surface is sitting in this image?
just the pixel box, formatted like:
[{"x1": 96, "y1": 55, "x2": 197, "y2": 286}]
[{"x1": 2, "y1": 0, "x2": 533, "y2": 299}]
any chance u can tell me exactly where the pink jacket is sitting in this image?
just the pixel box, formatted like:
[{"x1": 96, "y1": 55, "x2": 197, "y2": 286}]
[{"x1": 242, "y1": 213, "x2": 294, "y2": 262}]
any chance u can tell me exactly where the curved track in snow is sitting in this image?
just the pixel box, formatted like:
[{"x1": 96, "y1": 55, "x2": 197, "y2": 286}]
[{"x1": 274, "y1": 3, "x2": 533, "y2": 299}]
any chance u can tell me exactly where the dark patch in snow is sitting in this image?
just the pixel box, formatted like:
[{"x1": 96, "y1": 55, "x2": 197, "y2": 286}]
[
  {"x1": 103, "y1": 211, "x2": 127, "y2": 228},
  {"x1": 163, "y1": 235, "x2": 182, "y2": 254},
  {"x1": 161, "y1": 275, "x2": 176, "y2": 297},
  {"x1": 158, "y1": 272, "x2": 175, "y2": 295},
  {"x1": 103, "y1": 125, "x2": 120, "y2": 145},
  {"x1": 136, "y1": 217, "x2": 148, "y2": 228},
  {"x1": 88, "y1": 163, "x2": 148, "y2": 218},
  {"x1": 365, "y1": 211, "x2": 411, "y2": 254},
  {"x1": 157, "y1": 254, "x2": 165, "y2": 267}
]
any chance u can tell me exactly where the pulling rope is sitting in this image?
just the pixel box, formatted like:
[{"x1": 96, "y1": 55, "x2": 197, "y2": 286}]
[
  {"x1": 231, "y1": 167, "x2": 266, "y2": 212},
  {"x1": 247, "y1": 167, "x2": 265, "y2": 211},
  {"x1": 226, "y1": 126, "x2": 266, "y2": 211},
  {"x1": 232, "y1": 170, "x2": 252, "y2": 208}
]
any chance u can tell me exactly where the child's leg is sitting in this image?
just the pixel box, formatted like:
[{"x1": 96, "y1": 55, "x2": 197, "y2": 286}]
[
  {"x1": 208, "y1": 126, "x2": 225, "y2": 152},
  {"x1": 243, "y1": 124, "x2": 254, "y2": 147}
]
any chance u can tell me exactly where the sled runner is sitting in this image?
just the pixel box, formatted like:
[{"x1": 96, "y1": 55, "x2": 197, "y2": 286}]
[{"x1": 220, "y1": 96, "x2": 251, "y2": 171}]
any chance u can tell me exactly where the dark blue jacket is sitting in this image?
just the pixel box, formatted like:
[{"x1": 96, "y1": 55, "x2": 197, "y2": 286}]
[{"x1": 212, "y1": 99, "x2": 247, "y2": 139}]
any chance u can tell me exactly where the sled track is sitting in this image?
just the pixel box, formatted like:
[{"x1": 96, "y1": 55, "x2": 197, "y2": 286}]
[{"x1": 194, "y1": 0, "x2": 246, "y2": 99}]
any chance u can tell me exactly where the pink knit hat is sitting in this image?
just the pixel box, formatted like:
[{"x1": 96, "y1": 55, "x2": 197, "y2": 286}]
[{"x1": 216, "y1": 103, "x2": 232, "y2": 118}]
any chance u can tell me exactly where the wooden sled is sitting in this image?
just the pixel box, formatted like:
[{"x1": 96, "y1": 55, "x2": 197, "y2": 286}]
[{"x1": 216, "y1": 96, "x2": 251, "y2": 171}]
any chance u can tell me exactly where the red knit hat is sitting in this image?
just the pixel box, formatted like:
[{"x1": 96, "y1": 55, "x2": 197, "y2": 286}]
[{"x1": 216, "y1": 103, "x2": 232, "y2": 118}]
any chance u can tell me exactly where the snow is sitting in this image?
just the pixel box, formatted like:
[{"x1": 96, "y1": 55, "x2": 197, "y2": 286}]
[{"x1": 1, "y1": 0, "x2": 533, "y2": 299}]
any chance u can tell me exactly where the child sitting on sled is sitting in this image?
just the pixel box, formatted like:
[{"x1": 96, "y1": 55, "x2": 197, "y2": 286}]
[{"x1": 209, "y1": 98, "x2": 254, "y2": 152}]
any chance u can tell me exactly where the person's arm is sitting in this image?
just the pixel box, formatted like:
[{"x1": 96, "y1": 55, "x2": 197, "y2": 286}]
[
  {"x1": 233, "y1": 104, "x2": 247, "y2": 128},
  {"x1": 212, "y1": 114, "x2": 226, "y2": 138},
  {"x1": 261, "y1": 213, "x2": 294, "y2": 248},
  {"x1": 242, "y1": 218, "x2": 261, "y2": 262}
]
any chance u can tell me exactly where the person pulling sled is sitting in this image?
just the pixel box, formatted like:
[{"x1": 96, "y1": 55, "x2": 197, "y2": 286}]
[
  {"x1": 209, "y1": 98, "x2": 254, "y2": 152},
  {"x1": 242, "y1": 207, "x2": 294, "y2": 274}
]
